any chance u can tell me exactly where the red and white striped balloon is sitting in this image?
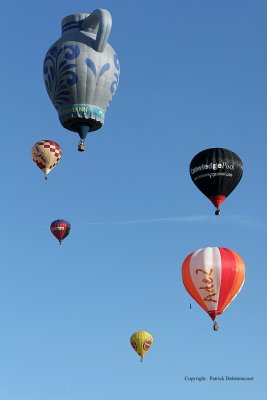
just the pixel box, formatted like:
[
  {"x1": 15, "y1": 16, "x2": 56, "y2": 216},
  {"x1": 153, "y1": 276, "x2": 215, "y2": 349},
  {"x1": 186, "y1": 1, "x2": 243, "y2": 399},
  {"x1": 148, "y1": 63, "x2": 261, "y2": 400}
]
[{"x1": 182, "y1": 247, "x2": 245, "y2": 321}]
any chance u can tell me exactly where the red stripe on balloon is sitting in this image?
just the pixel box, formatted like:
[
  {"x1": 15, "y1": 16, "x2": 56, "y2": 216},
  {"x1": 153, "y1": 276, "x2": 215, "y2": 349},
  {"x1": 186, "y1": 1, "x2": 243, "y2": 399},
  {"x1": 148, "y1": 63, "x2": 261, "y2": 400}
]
[{"x1": 217, "y1": 248, "x2": 237, "y2": 313}]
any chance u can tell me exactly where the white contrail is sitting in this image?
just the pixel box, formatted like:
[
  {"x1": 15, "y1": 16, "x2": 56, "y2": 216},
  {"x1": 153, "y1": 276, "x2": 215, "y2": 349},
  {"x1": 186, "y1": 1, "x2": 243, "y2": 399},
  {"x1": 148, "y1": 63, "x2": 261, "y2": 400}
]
[
  {"x1": 74, "y1": 215, "x2": 267, "y2": 229},
  {"x1": 75, "y1": 215, "x2": 210, "y2": 226},
  {"x1": 25, "y1": 215, "x2": 267, "y2": 231}
]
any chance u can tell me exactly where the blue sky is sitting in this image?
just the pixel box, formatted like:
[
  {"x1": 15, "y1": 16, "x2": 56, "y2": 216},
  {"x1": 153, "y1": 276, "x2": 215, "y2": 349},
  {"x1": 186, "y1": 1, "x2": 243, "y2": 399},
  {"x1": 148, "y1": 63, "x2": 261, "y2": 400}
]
[{"x1": 0, "y1": 0, "x2": 266, "y2": 398}]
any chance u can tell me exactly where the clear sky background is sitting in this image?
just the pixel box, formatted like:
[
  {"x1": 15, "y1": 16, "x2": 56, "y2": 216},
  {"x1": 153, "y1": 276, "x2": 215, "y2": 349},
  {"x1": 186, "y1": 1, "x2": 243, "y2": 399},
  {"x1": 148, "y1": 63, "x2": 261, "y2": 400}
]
[{"x1": 0, "y1": 0, "x2": 266, "y2": 399}]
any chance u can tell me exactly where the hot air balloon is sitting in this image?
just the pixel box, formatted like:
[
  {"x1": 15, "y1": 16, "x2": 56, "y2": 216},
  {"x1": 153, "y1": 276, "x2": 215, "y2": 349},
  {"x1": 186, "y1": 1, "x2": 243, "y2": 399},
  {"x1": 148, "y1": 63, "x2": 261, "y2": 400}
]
[
  {"x1": 190, "y1": 148, "x2": 243, "y2": 215},
  {"x1": 32, "y1": 140, "x2": 62, "y2": 179},
  {"x1": 182, "y1": 247, "x2": 245, "y2": 330},
  {"x1": 43, "y1": 9, "x2": 120, "y2": 152},
  {"x1": 130, "y1": 330, "x2": 153, "y2": 362},
  {"x1": 50, "y1": 219, "x2": 71, "y2": 244}
]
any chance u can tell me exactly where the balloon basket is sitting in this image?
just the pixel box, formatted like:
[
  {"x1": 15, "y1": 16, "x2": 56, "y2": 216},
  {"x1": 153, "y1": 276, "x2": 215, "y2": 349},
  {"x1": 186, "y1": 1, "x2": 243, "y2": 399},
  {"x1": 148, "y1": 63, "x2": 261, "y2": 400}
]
[{"x1": 78, "y1": 141, "x2": 85, "y2": 152}]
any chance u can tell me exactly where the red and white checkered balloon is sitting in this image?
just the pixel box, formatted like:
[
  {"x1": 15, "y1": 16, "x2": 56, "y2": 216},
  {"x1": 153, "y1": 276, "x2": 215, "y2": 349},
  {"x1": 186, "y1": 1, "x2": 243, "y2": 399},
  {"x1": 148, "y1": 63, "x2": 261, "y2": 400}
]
[{"x1": 32, "y1": 140, "x2": 62, "y2": 177}]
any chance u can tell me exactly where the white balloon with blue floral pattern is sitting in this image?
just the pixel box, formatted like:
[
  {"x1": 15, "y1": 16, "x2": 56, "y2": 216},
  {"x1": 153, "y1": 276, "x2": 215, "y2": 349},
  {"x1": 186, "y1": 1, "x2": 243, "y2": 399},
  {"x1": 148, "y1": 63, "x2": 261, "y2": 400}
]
[{"x1": 43, "y1": 9, "x2": 120, "y2": 150}]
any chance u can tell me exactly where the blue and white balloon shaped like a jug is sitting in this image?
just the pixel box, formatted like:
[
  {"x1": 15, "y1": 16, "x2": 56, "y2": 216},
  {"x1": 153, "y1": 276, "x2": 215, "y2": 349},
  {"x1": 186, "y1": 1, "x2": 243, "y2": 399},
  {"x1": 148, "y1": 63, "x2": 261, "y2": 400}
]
[{"x1": 43, "y1": 9, "x2": 120, "y2": 151}]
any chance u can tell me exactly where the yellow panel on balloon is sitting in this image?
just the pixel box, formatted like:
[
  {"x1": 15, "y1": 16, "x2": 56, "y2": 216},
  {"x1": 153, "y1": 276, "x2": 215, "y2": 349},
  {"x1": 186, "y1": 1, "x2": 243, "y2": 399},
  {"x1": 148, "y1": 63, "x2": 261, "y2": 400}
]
[{"x1": 130, "y1": 331, "x2": 153, "y2": 361}]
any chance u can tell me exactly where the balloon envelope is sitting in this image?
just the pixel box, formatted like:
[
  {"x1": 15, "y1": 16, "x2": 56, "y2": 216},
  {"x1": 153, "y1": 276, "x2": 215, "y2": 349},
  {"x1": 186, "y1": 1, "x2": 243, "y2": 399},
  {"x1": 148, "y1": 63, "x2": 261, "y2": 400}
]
[
  {"x1": 50, "y1": 220, "x2": 71, "y2": 243},
  {"x1": 190, "y1": 148, "x2": 243, "y2": 210},
  {"x1": 130, "y1": 331, "x2": 153, "y2": 360},
  {"x1": 43, "y1": 11, "x2": 120, "y2": 149},
  {"x1": 182, "y1": 247, "x2": 245, "y2": 321},
  {"x1": 32, "y1": 140, "x2": 62, "y2": 177}
]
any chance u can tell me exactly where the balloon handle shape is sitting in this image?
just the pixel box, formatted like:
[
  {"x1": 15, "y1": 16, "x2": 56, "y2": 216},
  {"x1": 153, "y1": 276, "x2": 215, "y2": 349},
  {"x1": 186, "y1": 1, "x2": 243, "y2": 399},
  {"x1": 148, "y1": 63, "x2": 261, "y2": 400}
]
[
  {"x1": 82, "y1": 8, "x2": 112, "y2": 53},
  {"x1": 81, "y1": 9, "x2": 112, "y2": 53}
]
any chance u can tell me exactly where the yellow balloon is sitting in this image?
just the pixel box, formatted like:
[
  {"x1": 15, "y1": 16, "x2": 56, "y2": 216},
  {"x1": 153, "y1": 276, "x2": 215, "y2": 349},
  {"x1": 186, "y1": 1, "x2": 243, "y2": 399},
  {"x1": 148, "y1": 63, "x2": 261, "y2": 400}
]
[{"x1": 130, "y1": 330, "x2": 153, "y2": 361}]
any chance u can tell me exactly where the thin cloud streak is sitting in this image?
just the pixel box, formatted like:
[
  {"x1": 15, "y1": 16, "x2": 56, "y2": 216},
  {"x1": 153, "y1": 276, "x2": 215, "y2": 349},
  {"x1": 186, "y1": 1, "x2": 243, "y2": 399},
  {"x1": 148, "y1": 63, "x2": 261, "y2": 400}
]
[
  {"x1": 25, "y1": 215, "x2": 267, "y2": 231},
  {"x1": 76, "y1": 215, "x2": 210, "y2": 225},
  {"x1": 75, "y1": 215, "x2": 267, "y2": 230}
]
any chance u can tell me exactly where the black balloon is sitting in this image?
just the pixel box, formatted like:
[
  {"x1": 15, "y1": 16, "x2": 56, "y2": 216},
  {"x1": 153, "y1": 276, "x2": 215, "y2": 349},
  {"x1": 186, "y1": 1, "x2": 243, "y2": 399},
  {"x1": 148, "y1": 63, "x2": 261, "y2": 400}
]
[{"x1": 190, "y1": 148, "x2": 243, "y2": 212}]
